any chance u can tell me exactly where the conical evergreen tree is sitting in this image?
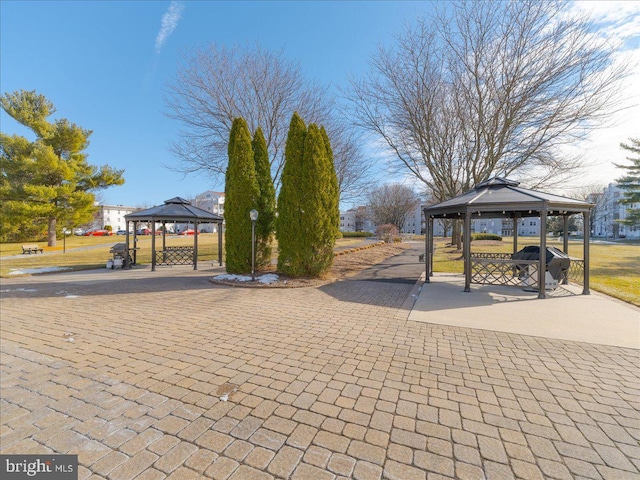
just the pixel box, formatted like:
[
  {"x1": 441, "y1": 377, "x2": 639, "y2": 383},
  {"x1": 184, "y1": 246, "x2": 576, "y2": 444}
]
[
  {"x1": 225, "y1": 117, "x2": 259, "y2": 274},
  {"x1": 299, "y1": 124, "x2": 335, "y2": 276},
  {"x1": 320, "y1": 126, "x2": 340, "y2": 241},
  {"x1": 277, "y1": 112, "x2": 307, "y2": 274},
  {"x1": 252, "y1": 127, "x2": 276, "y2": 268}
]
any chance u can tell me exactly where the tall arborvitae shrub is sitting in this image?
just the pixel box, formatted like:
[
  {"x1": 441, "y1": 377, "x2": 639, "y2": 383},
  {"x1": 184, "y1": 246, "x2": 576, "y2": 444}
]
[
  {"x1": 299, "y1": 124, "x2": 335, "y2": 276},
  {"x1": 277, "y1": 112, "x2": 307, "y2": 275},
  {"x1": 225, "y1": 117, "x2": 259, "y2": 274},
  {"x1": 252, "y1": 127, "x2": 276, "y2": 268},
  {"x1": 320, "y1": 126, "x2": 340, "y2": 242}
]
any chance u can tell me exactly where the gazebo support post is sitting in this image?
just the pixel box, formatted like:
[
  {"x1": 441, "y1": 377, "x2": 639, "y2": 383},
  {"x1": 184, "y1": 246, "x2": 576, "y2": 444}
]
[
  {"x1": 583, "y1": 211, "x2": 590, "y2": 295},
  {"x1": 133, "y1": 223, "x2": 138, "y2": 265},
  {"x1": 162, "y1": 222, "x2": 166, "y2": 252},
  {"x1": 562, "y1": 215, "x2": 569, "y2": 284},
  {"x1": 218, "y1": 223, "x2": 223, "y2": 266},
  {"x1": 463, "y1": 209, "x2": 471, "y2": 292},
  {"x1": 193, "y1": 223, "x2": 198, "y2": 270},
  {"x1": 424, "y1": 211, "x2": 430, "y2": 283},
  {"x1": 429, "y1": 217, "x2": 434, "y2": 277},
  {"x1": 513, "y1": 213, "x2": 519, "y2": 254},
  {"x1": 538, "y1": 209, "x2": 547, "y2": 299},
  {"x1": 125, "y1": 222, "x2": 130, "y2": 269},
  {"x1": 151, "y1": 220, "x2": 156, "y2": 272}
]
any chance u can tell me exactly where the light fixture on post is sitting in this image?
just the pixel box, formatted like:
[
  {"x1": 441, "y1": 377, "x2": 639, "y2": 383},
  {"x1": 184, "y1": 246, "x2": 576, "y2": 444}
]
[
  {"x1": 250, "y1": 209, "x2": 259, "y2": 281},
  {"x1": 62, "y1": 228, "x2": 70, "y2": 253}
]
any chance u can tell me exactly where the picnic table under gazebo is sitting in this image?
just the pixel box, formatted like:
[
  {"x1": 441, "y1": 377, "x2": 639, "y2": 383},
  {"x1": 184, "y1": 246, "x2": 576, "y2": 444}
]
[
  {"x1": 423, "y1": 177, "x2": 594, "y2": 299},
  {"x1": 124, "y1": 197, "x2": 224, "y2": 271}
]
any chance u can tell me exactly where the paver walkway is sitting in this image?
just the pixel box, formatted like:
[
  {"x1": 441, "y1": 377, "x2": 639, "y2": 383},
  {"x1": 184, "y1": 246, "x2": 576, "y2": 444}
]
[{"x1": 1, "y1": 245, "x2": 639, "y2": 479}]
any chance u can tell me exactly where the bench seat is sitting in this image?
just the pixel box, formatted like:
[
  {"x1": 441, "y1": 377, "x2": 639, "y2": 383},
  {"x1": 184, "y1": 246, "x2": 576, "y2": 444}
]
[{"x1": 22, "y1": 244, "x2": 43, "y2": 254}]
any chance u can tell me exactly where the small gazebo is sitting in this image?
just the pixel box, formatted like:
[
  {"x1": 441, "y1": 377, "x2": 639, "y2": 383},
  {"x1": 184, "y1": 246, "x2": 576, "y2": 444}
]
[
  {"x1": 423, "y1": 177, "x2": 594, "y2": 298},
  {"x1": 124, "y1": 197, "x2": 224, "y2": 271}
]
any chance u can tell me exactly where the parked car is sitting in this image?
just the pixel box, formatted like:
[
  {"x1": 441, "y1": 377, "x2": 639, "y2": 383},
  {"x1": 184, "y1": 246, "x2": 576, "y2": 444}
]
[
  {"x1": 178, "y1": 229, "x2": 196, "y2": 235},
  {"x1": 84, "y1": 229, "x2": 113, "y2": 236},
  {"x1": 116, "y1": 230, "x2": 128, "y2": 235},
  {"x1": 73, "y1": 228, "x2": 86, "y2": 236},
  {"x1": 136, "y1": 228, "x2": 151, "y2": 235}
]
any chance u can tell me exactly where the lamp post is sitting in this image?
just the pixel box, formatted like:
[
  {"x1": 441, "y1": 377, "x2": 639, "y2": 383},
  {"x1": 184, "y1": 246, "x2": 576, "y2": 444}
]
[
  {"x1": 62, "y1": 228, "x2": 70, "y2": 253},
  {"x1": 250, "y1": 209, "x2": 258, "y2": 281}
]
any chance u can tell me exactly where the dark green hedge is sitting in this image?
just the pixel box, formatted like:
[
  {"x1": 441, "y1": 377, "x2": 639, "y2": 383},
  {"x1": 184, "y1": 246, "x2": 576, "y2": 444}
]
[
  {"x1": 341, "y1": 231, "x2": 374, "y2": 238},
  {"x1": 471, "y1": 233, "x2": 503, "y2": 241}
]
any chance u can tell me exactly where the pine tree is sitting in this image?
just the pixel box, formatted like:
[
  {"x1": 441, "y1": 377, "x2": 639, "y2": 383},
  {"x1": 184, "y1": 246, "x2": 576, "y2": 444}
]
[
  {"x1": 615, "y1": 138, "x2": 640, "y2": 227},
  {"x1": 224, "y1": 117, "x2": 260, "y2": 273},
  {"x1": 252, "y1": 128, "x2": 276, "y2": 268},
  {"x1": 276, "y1": 112, "x2": 307, "y2": 275},
  {"x1": 0, "y1": 90, "x2": 124, "y2": 245}
]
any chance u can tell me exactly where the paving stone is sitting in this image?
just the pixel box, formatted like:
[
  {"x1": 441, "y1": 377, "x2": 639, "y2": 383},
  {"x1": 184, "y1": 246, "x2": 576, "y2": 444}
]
[
  {"x1": 244, "y1": 447, "x2": 276, "y2": 470},
  {"x1": 267, "y1": 445, "x2": 304, "y2": 477},
  {"x1": 153, "y1": 441, "x2": 198, "y2": 474},
  {"x1": 347, "y1": 440, "x2": 386, "y2": 466},
  {"x1": 223, "y1": 439, "x2": 254, "y2": 461},
  {"x1": 390, "y1": 428, "x2": 426, "y2": 450},
  {"x1": 413, "y1": 451, "x2": 455, "y2": 477},
  {"x1": 287, "y1": 424, "x2": 318, "y2": 449},
  {"x1": 303, "y1": 445, "x2": 332, "y2": 468},
  {"x1": 352, "y1": 460, "x2": 382, "y2": 480},
  {"x1": 313, "y1": 430, "x2": 351, "y2": 453},
  {"x1": 183, "y1": 448, "x2": 218, "y2": 473},
  {"x1": 327, "y1": 453, "x2": 356, "y2": 476},
  {"x1": 205, "y1": 456, "x2": 240, "y2": 480},
  {"x1": 250, "y1": 428, "x2": 287, "y2": 451},
  {"x1": 108, "y1": 450, "x2": 159, "y2": 480},
  {"x1": 291, "y1": 462, "x2": 336, "y2": 480}
]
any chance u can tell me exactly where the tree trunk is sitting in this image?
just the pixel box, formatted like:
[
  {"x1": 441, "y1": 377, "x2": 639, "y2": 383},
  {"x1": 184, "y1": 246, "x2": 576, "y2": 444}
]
[
  {"x1": 48, "y1": 216, "x2": 57, "y2": 247},
  {"x1": 452, "y1": 220, "x2": 462, "y2": 250}
]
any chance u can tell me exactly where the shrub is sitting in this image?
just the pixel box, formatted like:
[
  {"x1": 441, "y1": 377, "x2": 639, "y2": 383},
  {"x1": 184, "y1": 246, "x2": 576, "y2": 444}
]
[
  {"x1": 376, "y1": 224, "x2": 399, "y2": 243},
  {"x1": 471, "y1": 233, "x2": 503, "y2": 241},
  {"x1": 276, "y1": 114, "x2": 339, "y2": 277},
  {"x1": 252, "y1": 127, "x2": 276, "y2": 269},
  {"x1": 103, "y1": 225, "x2": 112, "y2": 231},
  {"x1": 342, "y1": 231, "x2": 374, "y2": 238},
  {"x1": 225, "y1": 117, "x2": 260, "y2": 274},
  {"x1": 277, "y1": 112, "x2": 307, "y2": 274}
]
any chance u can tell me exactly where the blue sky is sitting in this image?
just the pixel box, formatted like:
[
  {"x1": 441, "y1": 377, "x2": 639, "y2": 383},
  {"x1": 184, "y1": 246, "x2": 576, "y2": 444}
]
[
  {"x1": 2, "y1": 1, "x2": 640, "y2": 208},
  {"x1": 1, "y1": 1, "x2": 425, "y2": 208}
]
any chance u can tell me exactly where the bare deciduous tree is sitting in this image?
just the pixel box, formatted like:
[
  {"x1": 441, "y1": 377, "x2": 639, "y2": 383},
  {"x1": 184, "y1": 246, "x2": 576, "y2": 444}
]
[
  {"x1": 165, "y1": 43, "x2": 374, "y2": 200},
  {"x1": 367, "y1": 183, "x2": 419, "y2": 231},
  {"x1": 348, "y1": 0, "x2": 627, "y2": 209}
]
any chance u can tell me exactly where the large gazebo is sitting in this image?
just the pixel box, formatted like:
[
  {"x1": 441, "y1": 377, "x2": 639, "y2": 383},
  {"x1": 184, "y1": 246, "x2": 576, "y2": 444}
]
[
  {"x1": 423, "y1": 177, "x2": 594, "y2": 298},
  {"x1": 124, "y1": 197, "x2": 224, "y2": 271}
]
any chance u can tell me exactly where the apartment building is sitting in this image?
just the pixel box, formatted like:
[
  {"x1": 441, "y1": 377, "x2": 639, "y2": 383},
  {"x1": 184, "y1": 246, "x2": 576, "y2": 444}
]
[
  {"x1": 592, "y1": 183, "x2": 640, "y2": 239},
  {"x1": 91, "y1": 204, "x2": 140, "y2": 231},
  {"x1": 192, "y1": 191, "x2": 225, "y2": 233}
]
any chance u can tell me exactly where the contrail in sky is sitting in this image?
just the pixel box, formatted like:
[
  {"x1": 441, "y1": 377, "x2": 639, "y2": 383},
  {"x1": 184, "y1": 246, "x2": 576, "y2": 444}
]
[{"x1": 155, "y1": 1, "x2": 184, "y2": 54}]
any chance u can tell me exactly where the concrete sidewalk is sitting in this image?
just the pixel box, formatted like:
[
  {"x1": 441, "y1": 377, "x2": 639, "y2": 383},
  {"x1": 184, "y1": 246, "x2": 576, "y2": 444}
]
[{"x1": 409, "y1": 273, "x2": 640, "y2": 349}]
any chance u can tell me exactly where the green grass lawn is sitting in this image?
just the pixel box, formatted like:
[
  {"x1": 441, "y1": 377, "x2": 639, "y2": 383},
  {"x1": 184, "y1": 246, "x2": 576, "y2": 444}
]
[
  {"x1": 430, "y1": 236, "x2": 640, "y2": 307},
  {"x1": 0, "y1": 235, "x2": 365, "y2": 277}
]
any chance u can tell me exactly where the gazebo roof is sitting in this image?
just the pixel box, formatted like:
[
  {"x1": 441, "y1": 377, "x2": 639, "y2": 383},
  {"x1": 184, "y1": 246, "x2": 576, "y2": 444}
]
[
  {"x1": 125, "y1": 197, "x2": 224, "y2": 223},
  {"x1": 424, "y1": 177, "x2": 593, "y2": 218}
]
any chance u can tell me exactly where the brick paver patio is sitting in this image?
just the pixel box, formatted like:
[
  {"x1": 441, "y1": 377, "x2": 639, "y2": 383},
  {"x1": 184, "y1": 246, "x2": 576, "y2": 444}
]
[{"x1": 1, "y1": 247, "x2": 639, "y2": 479}]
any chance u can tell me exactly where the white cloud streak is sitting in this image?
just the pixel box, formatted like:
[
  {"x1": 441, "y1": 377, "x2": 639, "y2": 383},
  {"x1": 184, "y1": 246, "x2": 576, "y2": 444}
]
[{"x1": 155, "y1": 1, "x2": 184, "y2": 54}]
